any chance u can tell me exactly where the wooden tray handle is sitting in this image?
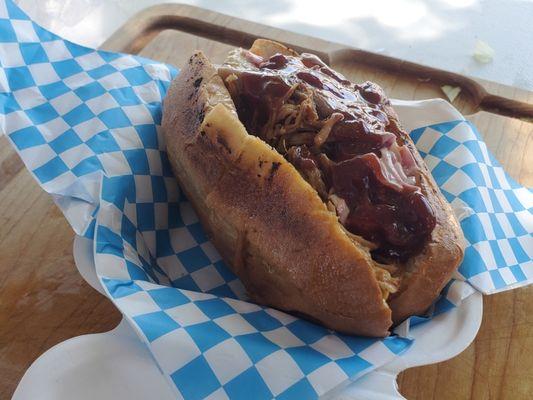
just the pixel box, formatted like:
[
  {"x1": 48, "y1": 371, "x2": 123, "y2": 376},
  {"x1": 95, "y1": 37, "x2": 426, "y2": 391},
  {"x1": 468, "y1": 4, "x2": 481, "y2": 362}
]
[
  {"x1": 327, "y1": 48, "x2": 533, "y2": 120},
  {"x1": 478, "y1": 94, "x2": 533, "y2": 120},
  {"x1": 102, "y1": 4, "x2": 533, "y2": 121}
]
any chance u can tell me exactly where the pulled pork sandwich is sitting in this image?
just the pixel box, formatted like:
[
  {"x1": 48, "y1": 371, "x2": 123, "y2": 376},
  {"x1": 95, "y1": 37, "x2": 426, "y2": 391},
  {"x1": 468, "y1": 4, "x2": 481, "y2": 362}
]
[{"x1": 162, "y1": 39, "x2": 464, "y2": 337}]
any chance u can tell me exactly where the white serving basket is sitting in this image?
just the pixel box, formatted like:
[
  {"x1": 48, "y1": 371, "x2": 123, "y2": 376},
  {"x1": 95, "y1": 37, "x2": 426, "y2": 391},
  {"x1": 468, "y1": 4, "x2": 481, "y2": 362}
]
[{"x1": 13, "y1": 236, "x2": 483, "y2": 400}]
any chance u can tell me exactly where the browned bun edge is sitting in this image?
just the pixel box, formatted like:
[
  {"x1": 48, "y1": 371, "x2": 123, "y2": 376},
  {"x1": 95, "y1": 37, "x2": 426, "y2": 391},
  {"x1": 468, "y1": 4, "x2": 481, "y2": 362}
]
[
  {"x1": 249, "y1": 39, "x2": 299, "y2": 57},
  {"x1": 162, "y1": 50, "x2": 392, "y2": 337}
]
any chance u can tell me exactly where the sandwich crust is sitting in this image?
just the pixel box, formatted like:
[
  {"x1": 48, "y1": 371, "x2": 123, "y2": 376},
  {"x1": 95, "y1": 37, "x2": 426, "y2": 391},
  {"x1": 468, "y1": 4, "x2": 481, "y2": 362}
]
[
  {"x1": 162, "y1": 42, "x2": 464, "y2": 336},
  {"x1": 163, "y1": 51, "x2": 391, "y2": 336}
]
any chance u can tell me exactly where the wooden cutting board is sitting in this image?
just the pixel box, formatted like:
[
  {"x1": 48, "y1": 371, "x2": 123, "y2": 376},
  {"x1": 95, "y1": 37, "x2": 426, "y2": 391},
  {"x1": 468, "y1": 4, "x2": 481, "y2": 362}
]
[{"x1": 1, "y1": 4, "x2": 532, "y2": 399}]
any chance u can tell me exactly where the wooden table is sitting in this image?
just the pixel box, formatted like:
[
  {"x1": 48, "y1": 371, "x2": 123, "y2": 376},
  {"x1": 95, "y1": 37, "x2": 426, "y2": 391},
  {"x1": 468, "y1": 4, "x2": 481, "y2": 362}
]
[{"x1": 1, "y1": 4, "x2": 532, "y2": 399}]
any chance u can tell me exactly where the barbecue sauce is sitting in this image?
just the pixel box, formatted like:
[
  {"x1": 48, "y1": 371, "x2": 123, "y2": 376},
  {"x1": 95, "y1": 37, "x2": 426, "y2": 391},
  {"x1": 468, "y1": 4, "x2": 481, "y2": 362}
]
[{"x1": 225, "y1": 51, "x2": 436, "y2": 263}]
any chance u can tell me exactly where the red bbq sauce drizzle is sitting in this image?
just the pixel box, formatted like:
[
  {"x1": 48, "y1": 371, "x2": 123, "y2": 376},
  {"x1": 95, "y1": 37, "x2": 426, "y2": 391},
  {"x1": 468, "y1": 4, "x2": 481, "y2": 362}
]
[{"x1": 227, "y1": 51, "x2": 436, "y2": 263}]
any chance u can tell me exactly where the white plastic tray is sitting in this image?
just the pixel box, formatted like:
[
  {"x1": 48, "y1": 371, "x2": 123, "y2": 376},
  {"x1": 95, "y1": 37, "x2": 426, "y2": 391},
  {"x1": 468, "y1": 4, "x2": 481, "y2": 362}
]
[{"x1": 13, "y1": 236, "x2": 483, "y2": 400}]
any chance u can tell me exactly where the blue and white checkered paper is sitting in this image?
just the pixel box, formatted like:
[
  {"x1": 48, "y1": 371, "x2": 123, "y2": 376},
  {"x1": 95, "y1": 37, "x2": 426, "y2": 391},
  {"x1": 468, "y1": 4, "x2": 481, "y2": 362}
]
[
  {"x1": 0, "y1": 0, "x2": 531, "y2": 398},
  {"x1": 392, "y1": 98, "x2": 533, "y2": 293}
]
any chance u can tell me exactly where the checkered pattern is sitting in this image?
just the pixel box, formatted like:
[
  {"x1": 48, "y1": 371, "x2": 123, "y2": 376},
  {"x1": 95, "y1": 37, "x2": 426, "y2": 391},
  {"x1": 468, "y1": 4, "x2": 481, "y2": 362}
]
[
  {"x1": 95, "y1": 175, "x2": 244, "y2": 300},
  {"x1": 94, "y1": 171, "x2": 414, "y2": 399},
  {"x1": 100, "y1": 279, "x2": 410, "y2": 400},
  {"x1": 410, "y1": 121, "x2": 532, "y2": 293},
  {"x1": 0, "y1": 0, "x2": 530, "y2": 398},
  {"x1": 0, "y1": 0, "x2": 175, "y2": 236}
]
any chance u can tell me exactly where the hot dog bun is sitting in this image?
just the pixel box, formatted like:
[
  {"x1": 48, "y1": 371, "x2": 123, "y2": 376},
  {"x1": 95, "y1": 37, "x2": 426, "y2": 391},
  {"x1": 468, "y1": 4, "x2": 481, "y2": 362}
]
[{"x1": 162, "y1": 40, "x2": 464, "y2": 336}]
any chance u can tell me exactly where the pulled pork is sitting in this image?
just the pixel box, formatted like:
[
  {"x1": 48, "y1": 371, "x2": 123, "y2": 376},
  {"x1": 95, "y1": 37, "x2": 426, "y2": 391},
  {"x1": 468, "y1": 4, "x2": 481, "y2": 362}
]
[{"x1": 220, "y1": 49, "x2": 438, "y2": 297}]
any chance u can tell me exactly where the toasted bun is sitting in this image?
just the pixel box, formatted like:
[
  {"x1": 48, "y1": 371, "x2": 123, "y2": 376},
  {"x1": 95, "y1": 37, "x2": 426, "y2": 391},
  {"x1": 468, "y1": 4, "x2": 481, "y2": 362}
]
[{"x1": 162, "y1": 41, "x2": 464, "y2": 336}]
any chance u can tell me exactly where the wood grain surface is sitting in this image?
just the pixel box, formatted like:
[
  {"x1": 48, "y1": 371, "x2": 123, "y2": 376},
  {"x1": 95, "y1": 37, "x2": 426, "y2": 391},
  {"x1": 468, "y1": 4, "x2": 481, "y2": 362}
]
[{"x1": 1, "y1": 4, "x2": 531, "y2": 399}]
